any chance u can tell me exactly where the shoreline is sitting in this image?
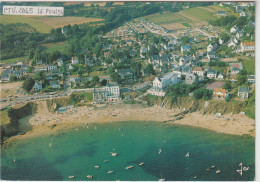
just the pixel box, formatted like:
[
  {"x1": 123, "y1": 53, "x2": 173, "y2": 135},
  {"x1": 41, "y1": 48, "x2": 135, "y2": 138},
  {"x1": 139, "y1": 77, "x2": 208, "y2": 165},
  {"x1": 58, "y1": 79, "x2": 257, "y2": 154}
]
[{"x1": 3, "y1": 103, "x2": 255, "y2": 145}]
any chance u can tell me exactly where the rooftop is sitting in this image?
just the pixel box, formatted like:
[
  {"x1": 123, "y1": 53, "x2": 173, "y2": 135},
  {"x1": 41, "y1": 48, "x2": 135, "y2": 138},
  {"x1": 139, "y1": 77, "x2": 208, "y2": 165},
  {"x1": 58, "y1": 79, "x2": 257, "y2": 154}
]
[
  {"x1": 241, "y1": 41, "x2": 255, "y2": 46},
  {"x1": 238, "y1": 87, "x2": 249, "y2": 93}
]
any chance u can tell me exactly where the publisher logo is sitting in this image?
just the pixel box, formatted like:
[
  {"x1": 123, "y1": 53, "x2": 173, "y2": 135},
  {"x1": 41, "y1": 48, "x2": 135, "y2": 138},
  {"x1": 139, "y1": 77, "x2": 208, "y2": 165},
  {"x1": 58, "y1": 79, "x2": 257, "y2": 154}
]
[{"x1": 3, "y1": 6, "x2": 64, "y2": 16}]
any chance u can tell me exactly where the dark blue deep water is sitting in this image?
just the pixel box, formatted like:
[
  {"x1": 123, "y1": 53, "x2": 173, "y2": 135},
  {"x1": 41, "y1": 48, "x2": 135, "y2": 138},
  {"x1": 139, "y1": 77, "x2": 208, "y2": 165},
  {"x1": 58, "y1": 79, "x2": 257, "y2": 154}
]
[{"x1": 1, "y1": 121, "x2": 255, "y2": 181}]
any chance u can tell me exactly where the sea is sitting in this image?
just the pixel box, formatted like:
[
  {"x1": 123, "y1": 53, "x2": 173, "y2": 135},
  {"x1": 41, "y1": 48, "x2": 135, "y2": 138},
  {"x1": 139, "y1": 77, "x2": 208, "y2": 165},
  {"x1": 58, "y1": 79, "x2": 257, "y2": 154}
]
[{"x1": 1, "y1": 121, "x2": 255, "y2": 181}]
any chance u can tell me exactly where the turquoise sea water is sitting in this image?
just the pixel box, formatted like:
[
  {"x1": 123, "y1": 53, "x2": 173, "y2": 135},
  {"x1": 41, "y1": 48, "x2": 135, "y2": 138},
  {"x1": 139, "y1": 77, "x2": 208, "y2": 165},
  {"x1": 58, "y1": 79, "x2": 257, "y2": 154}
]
[{"x1": 1, "y1": 121, "x2": 255, "y2": 181}]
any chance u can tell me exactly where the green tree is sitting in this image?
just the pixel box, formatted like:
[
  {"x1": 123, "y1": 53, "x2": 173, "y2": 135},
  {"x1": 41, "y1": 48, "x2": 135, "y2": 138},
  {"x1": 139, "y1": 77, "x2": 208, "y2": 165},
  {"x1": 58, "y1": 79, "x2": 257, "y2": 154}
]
[
  {"x1": 132, "y1": 62, "x2": 142, "y2": 78},
  {"x1": 93, "y1": 43, "x2": 102, "y2": 57},
  {"x1": 193, "y1": 88, "x2": 213, "y2": 100},
  {"x1": 22, "y1": 78, "x2": 35, "y2": 92},
  {"x1": 145, "y1": 64, "x2": 155, "y2": 76},
  {"x1": 237, "y1": 70, "x2": 247, "y2": 86},
  {"x1": 92, "y1": 76, "x2": 100, "y2": 85},
  {"x1": 222, "y1": 80, "x2": 232, "y2": 90},
  {"x1": 101, "y1": 79, "x2": 107, "y2": 86},
  {"x1": 10, "y1": 76, "x2": 17, "y2": 82},
  {"x1": 33, "y1": 71, "x2": 46, "y2": 81},
  {"x1": 181, "y1": 36, "x2": 189, "y2": 45},
  {"x1": 111, "y1": 72, "x2": 121, "y2": 83}
]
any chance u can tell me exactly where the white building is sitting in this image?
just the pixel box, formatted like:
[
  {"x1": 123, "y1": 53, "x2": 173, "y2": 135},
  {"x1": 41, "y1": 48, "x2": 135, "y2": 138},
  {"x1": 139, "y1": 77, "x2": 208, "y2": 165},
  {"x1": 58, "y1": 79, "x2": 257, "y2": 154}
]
[
  {"x1": 230, "y1": 25, "x2": 238, "y2": 34},
  {"x1": 219, "y1": 38, "x2": 224, "y2": 45},
  {"x1": 71, "y1": 56, "x2": 79, "y2": 65},
  {"x1": 240, "y1": 11, "x2": 246, "y2": 17},
  {"x1": 57, "y1": 58, "x2": 63, "y2": 66},
  {"x1": 207, "y1": 43, "x2": 217, "y2": 52},
  {"x1": 105, "y1": 84, "x2": 120, "y2": 101},
  {"x1": 241, "y1": 42, "x2": 255, "y2": 52},
  {"x1": 207, "y1": 69, "x2": 217, "y2": 79},
  {"x1": 47, "y1": 65, "x2": 57, "y2": 72},
  {"x1": 192, "y1": 67, "x2": 204, "y2": 77},
  {"x1": 152, "y1": 72, "x2": 178, "y2": 90},
  {"x1": 181, "y1": 45, "x2": 190, "y2": 53},
  {"x1": 33, "y1": 81, "x2": 42, "y2": 92}
]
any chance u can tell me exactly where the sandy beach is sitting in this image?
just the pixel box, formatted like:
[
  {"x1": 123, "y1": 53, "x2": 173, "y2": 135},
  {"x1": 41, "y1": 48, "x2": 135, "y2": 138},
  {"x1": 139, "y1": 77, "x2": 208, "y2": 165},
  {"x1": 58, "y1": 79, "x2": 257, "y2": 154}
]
[{"x1": 3, "y1": 102, "x2": 255, "y2": 144}]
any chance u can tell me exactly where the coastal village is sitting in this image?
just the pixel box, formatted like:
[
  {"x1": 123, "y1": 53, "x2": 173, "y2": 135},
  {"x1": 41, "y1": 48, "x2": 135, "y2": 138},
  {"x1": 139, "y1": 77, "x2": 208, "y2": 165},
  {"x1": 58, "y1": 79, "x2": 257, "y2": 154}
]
[
  {"x1": 0, "y1": 2, "x2": 256, "y2": 181},
  {"x1": 0, "y1": 2, "x2": 255, "y2": 111},
  {"x1": 0, "y1": 1, "x2": 255, "y2": 133}
]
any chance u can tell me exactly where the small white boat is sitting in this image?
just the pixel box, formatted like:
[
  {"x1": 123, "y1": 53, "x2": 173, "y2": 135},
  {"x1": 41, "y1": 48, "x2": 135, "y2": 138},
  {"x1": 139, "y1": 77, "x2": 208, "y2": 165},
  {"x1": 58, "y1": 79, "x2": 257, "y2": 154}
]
[
  {"x1": 75, "y1": 128, "x2": 78, "y2": 131},
  {"x1": 158, "y1": 178, "x2": 165, "y2": 181},
  {"x1": 185, "y1": 152, "x2": 189, "y2": 158},
  {"x1": 107, "y1": 170, "x2": 114, "y2": 174},
  {"x1": 111, "y1": 152, "x2": 118, "y2": 157},
  {"x1": 193, "y1": 176, "x2": 198, "y2": 179},
  {"x1": 86, "y1": 175, "x2": 93, "y2": 179},
  {"x1": 68, "y1": 176, "x2": 74, "y2": 179},
  {"x1": 139, "y1": 162, "x2": 144, "y2": 166},
  {"x1": 13, "y1": 158, "x2": 16, "y2": 163},
  {"x1": 94, "y1": 166, "x2": 100, "y2": 168},
  {"x1": 216, "y1": 170, "x2": 221, "y2": 174},
  {"x1": 104, "y1": 160, "x2": 109, "y2": 162},
  {"x1": 211, "y1": 166, "x2": 215, "y2": 169},
  {"x1": 125, "y1": 165, "x2": 134, "y2": 170},
  {"x1": 49, "y1": 143, "x2": 52, "y2": 148},
  {"x1": 206, "y1": 168, "x2": 210, "y2": 171},
  {"x1": 158, "y1": 149, "x2": 162, "y2": 155}
]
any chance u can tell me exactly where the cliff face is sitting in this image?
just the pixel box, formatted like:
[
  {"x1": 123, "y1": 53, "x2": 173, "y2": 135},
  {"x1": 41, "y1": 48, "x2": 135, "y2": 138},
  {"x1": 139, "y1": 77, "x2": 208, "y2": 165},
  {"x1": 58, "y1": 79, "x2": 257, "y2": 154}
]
[
  {"x1": 142, "y1": 95, "x2": 247, "y2": 115},
  {"x1": 0, "y1": 102, "x2": 37, "y2": 141}
]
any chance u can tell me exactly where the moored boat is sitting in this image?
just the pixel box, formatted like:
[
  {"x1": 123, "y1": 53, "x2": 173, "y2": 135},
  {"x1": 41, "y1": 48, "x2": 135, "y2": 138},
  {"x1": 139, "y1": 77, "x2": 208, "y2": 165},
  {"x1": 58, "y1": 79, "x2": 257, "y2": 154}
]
[
  {"x1": 216, "y1": 170, "x2": 221, "y2": 174},
  {"x1": 125, "y1": 165, "x2": 134, "y2": 170},
  {"x1": 94, "y1": 166, "x2": 100, "y2": 168},
  {"x1": 107, "y1": 170, "x2": 114, "y2": 174},
  {"x1": 185, "y1": 152, "x2": 189, "y2": 158},
  {"x1": 111, "y1": 152, "x2": 118, "y2": 157},
  {"x1": 139, "y1": 162, "x2": 144, "y2": 166},
  {"x1": 68, "y1": 176, "x2": 74, "y2": 179},
  {"x1": 86, "y1": 175, "x2": 93, "y2": 179}
]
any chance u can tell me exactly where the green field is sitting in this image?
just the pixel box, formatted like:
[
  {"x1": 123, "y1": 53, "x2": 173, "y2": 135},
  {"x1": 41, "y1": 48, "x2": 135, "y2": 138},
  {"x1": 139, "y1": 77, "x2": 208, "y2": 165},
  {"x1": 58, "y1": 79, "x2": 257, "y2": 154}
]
[
  {"x1": 182, "y1": 7, "x2": 218, "y2": 22},
  {"x1": 1, "y1": 15, "x2": 104, "y2": 34},
  {"x1": 1, "y1": 15, "x2": 52, "y2": 33},
  {"x1": 182, "y1": 23, "x2": 191, "y2": 27},
  {"x1": 144, "y1": 5, "x2": 231, "y2": 26},
  {"x1": 243, "y1": 59, "x2": 255, "y2": 74},
  {"x1": 0, "y1": 56, "x2": 28, "y2": 64},
  {"x1": 40, "y1": 41, "x2": 68, "y2": 53},
  {"x1": 144, "y1": 12, "x2": 192, "y2": 25}
]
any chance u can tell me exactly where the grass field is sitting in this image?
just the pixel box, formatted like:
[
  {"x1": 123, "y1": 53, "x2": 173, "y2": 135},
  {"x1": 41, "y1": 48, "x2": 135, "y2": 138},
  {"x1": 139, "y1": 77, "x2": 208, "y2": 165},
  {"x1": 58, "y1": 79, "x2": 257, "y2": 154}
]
[
  {"x1": 1, "y1": 15, "x2": 104, "y2": 33},
  {"x1": 242, "y1": 59, "x2": 255, "y2": 74},
  {"x1": 145, "y1": 12, "x2": 192, "y2": 25},
  {"x1": 31, "y1": 16, "x2": 104, "y2": 28},
  {"x1": 144, "y1": 5, "x2": 232, "y2": 29},
  {"x1": 182, "y1": 23, "x2": 191, "y2": 27},
  {"x1": 89, "y1": 70, "x2": 108, "y2": 77},
  {"x1": 0, "y1": 56, "x2": 28, "y2": 64},
  {"x1": 1, "y1": 15, "x2": 52, "y2": 33},
  {"x1": 40, "y1": 41, "x2": 68, "y2": 53}
]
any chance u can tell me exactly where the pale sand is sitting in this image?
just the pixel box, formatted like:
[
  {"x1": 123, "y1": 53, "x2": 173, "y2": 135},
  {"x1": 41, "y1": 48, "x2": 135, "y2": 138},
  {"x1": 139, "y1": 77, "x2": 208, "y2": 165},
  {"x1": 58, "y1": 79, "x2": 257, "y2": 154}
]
[{"x1": 3, "y1": 104, "x2": 255, "y2": 144}]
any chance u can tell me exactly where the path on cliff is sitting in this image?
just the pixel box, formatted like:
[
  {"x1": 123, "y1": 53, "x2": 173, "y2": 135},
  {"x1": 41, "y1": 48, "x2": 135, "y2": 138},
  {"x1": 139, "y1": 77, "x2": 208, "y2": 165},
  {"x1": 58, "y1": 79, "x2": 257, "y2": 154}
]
[{"x1": 35, "y1": 100, "x2": 49, "y2": 117}]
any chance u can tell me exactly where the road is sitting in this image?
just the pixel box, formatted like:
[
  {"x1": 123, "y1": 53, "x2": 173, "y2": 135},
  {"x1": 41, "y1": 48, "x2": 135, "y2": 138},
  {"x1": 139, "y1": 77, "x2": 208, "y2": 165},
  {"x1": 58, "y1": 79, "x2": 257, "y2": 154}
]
[{"x1": 139, "y1": 22, "x2": 178, "y2": 39}]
